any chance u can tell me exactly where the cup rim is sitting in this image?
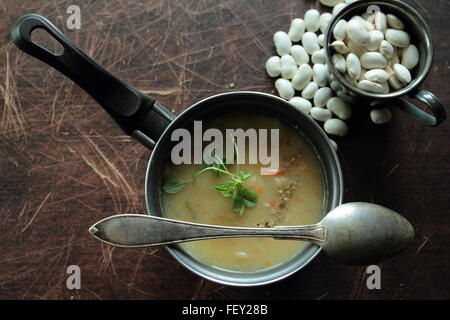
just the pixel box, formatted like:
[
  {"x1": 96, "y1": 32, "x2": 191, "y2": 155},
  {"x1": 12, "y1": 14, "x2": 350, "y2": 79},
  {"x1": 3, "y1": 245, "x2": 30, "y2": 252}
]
[
  {"x1": 143, "y1": 91, "x2": 344, "y2": 286},
  {"x1": 324, "y1": 0, "x2": 434, "y2": 100}
]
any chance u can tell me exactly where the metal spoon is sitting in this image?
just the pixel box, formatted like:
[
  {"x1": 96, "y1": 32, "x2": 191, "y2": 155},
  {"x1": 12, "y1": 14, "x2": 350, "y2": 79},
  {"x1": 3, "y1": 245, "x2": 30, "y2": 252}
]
[{"x1": 89, "y1": 202, "x2": 415, "y2": 266}]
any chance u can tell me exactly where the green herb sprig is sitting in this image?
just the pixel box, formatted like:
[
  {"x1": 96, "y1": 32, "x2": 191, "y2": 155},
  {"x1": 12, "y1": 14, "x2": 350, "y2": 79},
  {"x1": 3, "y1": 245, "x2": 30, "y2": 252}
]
[{"x1": 163, "y1": 145, "x2": 257, "y2": 216}]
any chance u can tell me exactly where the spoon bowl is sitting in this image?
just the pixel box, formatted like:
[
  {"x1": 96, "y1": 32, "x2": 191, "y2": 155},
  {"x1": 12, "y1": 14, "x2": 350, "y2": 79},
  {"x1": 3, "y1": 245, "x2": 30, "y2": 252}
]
[{"x1": 319, "y1": 202, "x2": 415, "y2": 265}]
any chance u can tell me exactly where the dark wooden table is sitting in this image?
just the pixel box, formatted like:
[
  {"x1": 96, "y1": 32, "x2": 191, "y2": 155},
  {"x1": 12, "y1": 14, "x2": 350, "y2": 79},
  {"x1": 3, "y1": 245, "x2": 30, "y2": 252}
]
[{"x1": 0, "y1": 0, "x2": 449, "y2": 300}]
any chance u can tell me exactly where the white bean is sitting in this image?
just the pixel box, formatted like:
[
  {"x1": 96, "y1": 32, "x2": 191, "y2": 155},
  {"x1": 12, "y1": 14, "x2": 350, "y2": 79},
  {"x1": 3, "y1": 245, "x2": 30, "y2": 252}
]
[
  {"x1": 364, "y1": 12, "x2": 375, "y2": 23},
  {"x1": 374, "y1": 12, "x2": 387, "y2": 31},
  {"x1": 311, "y1": 107, "x2": 333, "y2": 122},
  {"x1": 389, "y1": 53, "x2": 399, "y2": 67},
  {"x1": 360, "y1": 52, "x2": 388, "y2": 69},
  {"x1": 366, "y1": 30, "x2": 384, "y2": 52},
  {"x1": 320, "y1": 13, "x2": 333, "y2": 33},
  {"x1": 337, "y1": 91, "x2": 356, "y2": 104},
  {"x1": 292, "y1": 64, "x2": 313, "y2": 91},
  {"x1": 265, "y1": 56, "x2": 281, "y2": 77},
  {"x1": 274, "y1": 31, "x2": 292, "y2": 56},
  {"x1": 386, "y1": 14, "x2": 405, "y2": 30},
  {"x1": 305, "y1": 9, "x2": 321, "y2": 32},
  {"x1": 288, "y1": 18, "x2": 306, "y2": 42},
  {"x1": 331, "y1": 40, "x2": 350, "y2": 55},
  {"x1": 379, "y1": 40, "x2": 394, "y2": 59},
  {"x1": 388, "y1": 75, "x2": 404, "y2": 90},
  {"x1": 333, "y1": 20, "x2": 347, "y2": 41},
  {"x1": 358, "y1": 67, "x2": 367, "y2": 81},
  {"x1": 370, "y1": 108, "x2": 392, "y2": 124},
  {"x1": 345, "y1": 74, "x2": 358, "y2": 87},
  {"x1": 365, "y1": 69, "x2": 390, "y2": 83},
  {"x1": 391, "y1": 53, "x2": 401, "y2": 65},
  {"x1": 313, "y1": 87, "x2": 333, "y2": 107},
  {"x1": 302, "y1": 32, "x2": 320, "y2": 55},
  {"x1": 280, "y1": 54, "x2": 297, "y2": 79},
  {"x1": 312, "y1": 64, "x2": 329, "y2": 87},
  {"x1": 401, "y1": 44, "x2": 419, "y2": 69},
  {"x1": 320, "y1": 0, "x2": 345, "y2": 7},
  {"x1": 346, "y1": 53, "x2": 361, "y2": 80},
  {"x1": 346, "y1": 20, "x2": 371, "y2": 46},
  {"x1": 301, "y1": 82, "x2": 319, "y2": 100},
  {"x1": 332, "y1": 3, "x2": 347, "y2": 16},
  {"x1": 347, "y1": 40, "x2": 368, "y2": 57},
  {"x1": 324, "y1": 118, "x2": 349, "y2": 136},
  {"x1": 393, "y1": 63, "x2": 412, "y2": 83},
  {"x1": 357, "y1": 79, "x2": 385, "y2": 93},
  {"x1": 385, "y1": 29, "x2": 410, "y2": 48},
  {"x1": 351, "y1": 15, "x2": 374, "y2": 32},
  {"x1": 275, "y1": 78, "x2": 295, "y2": 100},
  {"x1": 327, "y1": 97, "x2": 352, "y2": 120},
  {"x1": 289, "y1": 97, "x2": 312, "y2": 114},
  {"x1": 290, "y1": 45, "x2": 310, "y2": 65},
  {"x1": 312, "y1": 49, "x2": 327, "y2": 65},
  {"x1": 318, "y1": 34, "x2": 325, "y2": 47},
  {"x1": 333, "y1": 53, "x2": 347, "y2": 73},
  {"x1": 381, "y1": 81, "x2": 390, "y2": 93},
  {"x1": 384, "y1": 65, "x2": 395, "y2": 77},
  {"x1": 330, "y1": 80, "x2": 344, "y2": 93}
]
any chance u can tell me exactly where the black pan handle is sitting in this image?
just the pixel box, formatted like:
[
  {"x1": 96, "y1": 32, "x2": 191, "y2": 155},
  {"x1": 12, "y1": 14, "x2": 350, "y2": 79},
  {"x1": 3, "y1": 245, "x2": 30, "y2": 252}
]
[
  {"x1": 11, "y1": 14, "x2": 175, "y2": 148},
  {"x1": 393, "y1": 90, "x2": 446, "y2": 127}
]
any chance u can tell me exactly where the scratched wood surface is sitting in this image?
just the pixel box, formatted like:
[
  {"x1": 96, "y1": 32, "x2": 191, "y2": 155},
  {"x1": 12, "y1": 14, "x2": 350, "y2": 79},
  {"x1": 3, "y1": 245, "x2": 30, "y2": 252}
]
[{"x1": 0, "y1": 0, "x2": 449, "y2": 300}]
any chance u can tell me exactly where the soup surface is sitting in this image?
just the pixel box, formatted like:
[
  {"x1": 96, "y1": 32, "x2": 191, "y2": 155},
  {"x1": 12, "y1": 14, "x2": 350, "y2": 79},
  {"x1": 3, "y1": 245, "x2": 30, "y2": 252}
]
[{"x1": 162, "y1": 113, "x2": 324, "y2": 272}]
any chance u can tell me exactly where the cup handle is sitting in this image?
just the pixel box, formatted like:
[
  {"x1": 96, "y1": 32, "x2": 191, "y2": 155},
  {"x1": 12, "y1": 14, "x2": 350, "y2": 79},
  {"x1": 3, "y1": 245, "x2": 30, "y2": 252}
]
[{"x1": 393, "y1": 90, "x2": 446, "y2": 127}]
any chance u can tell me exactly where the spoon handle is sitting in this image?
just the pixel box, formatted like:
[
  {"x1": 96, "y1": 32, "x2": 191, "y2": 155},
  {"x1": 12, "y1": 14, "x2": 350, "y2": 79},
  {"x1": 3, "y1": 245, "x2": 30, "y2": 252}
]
[{"x1": 89, "y1": 214, "x2": 326, "y2": 248}]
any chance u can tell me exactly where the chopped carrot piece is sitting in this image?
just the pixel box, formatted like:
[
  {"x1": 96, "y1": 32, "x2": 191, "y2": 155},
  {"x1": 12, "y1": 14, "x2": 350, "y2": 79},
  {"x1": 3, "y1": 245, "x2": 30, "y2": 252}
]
[
  {"x1": 265, "y1": 169, "x2": 286, "y2": 176},
  {"x1": 268, "y1": 200, "x2": 276, "y2": 207}
]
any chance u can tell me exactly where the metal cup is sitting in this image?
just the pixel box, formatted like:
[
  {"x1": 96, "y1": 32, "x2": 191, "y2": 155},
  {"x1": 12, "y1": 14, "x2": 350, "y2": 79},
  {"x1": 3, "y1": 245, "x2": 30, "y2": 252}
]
[{"x1": 324, "y1": 0, "x2": 446, "y2": 126}]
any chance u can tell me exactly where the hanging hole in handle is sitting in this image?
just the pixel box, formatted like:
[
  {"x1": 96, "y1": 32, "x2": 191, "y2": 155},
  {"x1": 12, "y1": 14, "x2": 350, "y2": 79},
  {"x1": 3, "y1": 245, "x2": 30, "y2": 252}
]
[{"x1": 30, "y1": 28, "x2": 65, "y2": 56}]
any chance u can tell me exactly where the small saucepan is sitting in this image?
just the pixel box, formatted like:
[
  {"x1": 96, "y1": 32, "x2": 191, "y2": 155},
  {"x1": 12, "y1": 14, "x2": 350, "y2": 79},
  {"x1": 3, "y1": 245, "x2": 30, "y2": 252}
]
[{"x1": 12, "y1": 14, "x2": 343, "y2": 286}]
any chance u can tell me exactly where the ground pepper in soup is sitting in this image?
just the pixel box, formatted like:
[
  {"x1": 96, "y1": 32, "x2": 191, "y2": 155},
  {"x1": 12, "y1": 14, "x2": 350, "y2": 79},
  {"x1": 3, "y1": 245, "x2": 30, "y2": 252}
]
[{"x1": 162, "y1": 113, "x2": 324, "y2": 272}]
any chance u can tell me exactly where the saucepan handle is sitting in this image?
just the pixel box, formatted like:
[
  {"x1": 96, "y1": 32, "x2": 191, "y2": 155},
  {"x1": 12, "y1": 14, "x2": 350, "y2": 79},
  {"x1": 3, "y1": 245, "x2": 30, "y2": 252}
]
[
  {"x1": 393, "y1": 90, "x2": 446, "y2": 127},
  {"x1": 11, "y1": 14, "x2": 175, "y2": 148}
]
